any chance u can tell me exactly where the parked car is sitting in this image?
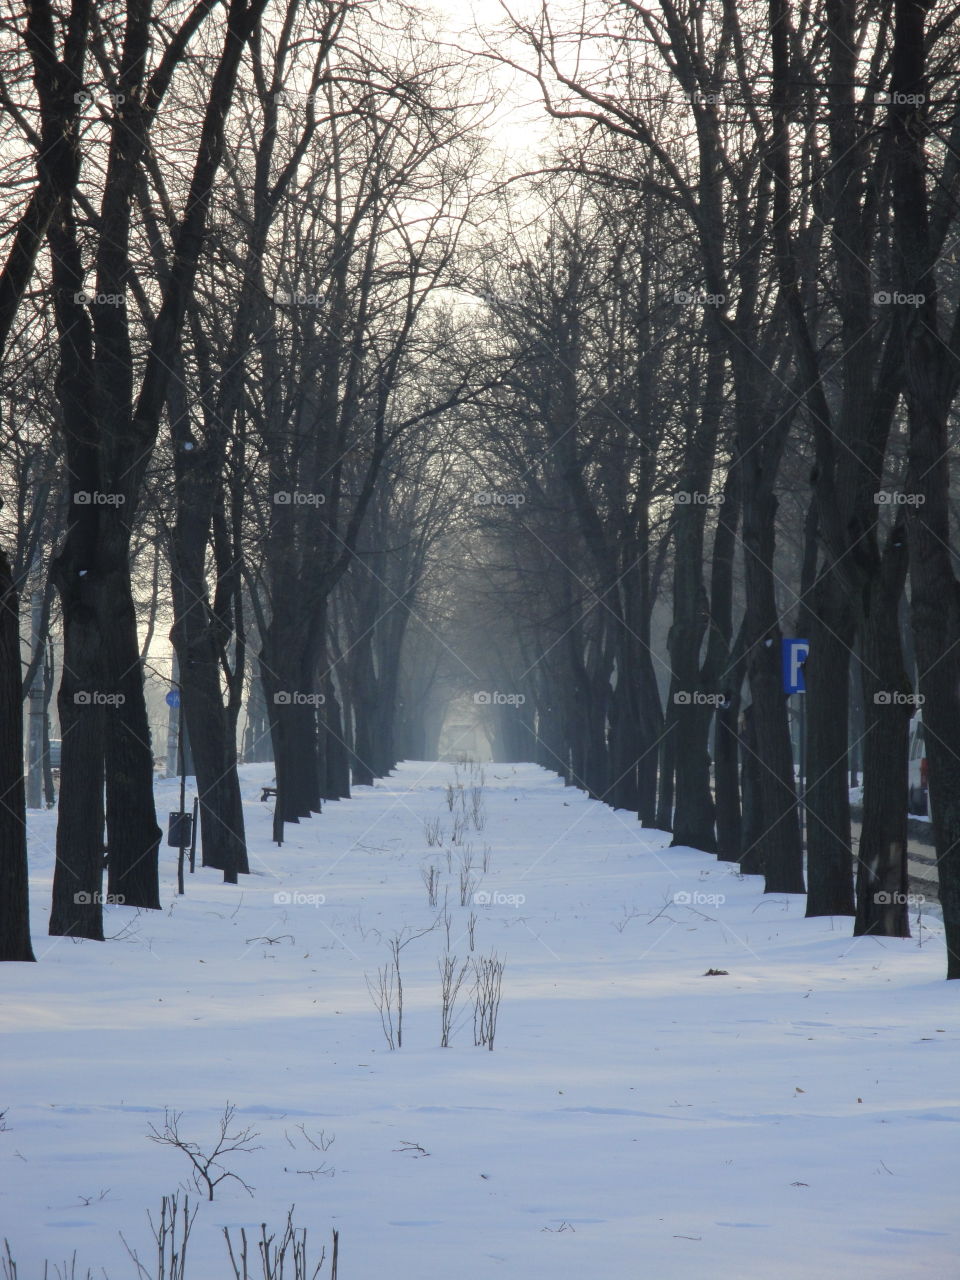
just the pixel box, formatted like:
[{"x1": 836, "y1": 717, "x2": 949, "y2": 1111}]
[{"x1": 908, "y1": 715, "x2": 928, "y2": 816}]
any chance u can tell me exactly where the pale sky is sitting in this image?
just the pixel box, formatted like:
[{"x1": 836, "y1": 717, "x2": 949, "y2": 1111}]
[{"x1": 425, "y1": 0, "x2": 554, "y2": 164}]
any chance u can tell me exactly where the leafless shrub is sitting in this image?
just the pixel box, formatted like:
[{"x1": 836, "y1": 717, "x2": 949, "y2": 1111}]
[
  {"x1": 6, "y1": 1202, "x2": 339, "y2": 1280},
  {"x1": 0, "y1": 1241, "x2": 17, "y2": 1280},
  {"x1": 285, "y1": 1162, "x2": 334, "y2": 1182},
  {"x1": 366, "y1": 922, "x2": 438, "y2": 1049},
  {"x1": 450, "y1": 813, "x2": 466, "y2": 845},
  {"x1": 283, "y1": 1126, "x2": 335, "y2": 1180},
  {"x1": 473, "y1": 953, "x2": 505, "y2": 1050},
  {"x1": 73, "y1": 1189, "x2": 110, "y2": 1207},
  {"x1": 393, "y1": 1139, "x2": 429, "y2": 1156},
  {"x1": 423, "y1": 817, "x2": 443, "y2": 847},
  {"x1": 467, "y1": 911, "x2": 477, "y2": 951},
  {"x1": 613, "y1": 905, "x2": 641, "y2": 933},
  {"x1": 460, "y1": 865, "x2": 480, "y2": 906},
  {"x1": 481, "y1": 844, "x2": 491, "y2": 873},
  {"x1": 3, "y1": 1244, "x2": 95, "y2": 1279},
  {"x1": 469, "y1": 786, "x2": 486, "y2": 830},
  {"x1": 224, "y1": 1209, "x2": 334, "y2": 1280},
  {"x1": 352, "y1": 911, "x2": 380, "y2": 943},
  {"x1": 459, "y1": 849, "x2": 479, "y2": 905},
  {"x1": 121, "y1": 1192, "x2": 197, "y2": 1280},
  {"x1": 421, "y1": 863, "x2": 440, "y2": 907},
  {"x1": 42, "y1": 1258, "x2": 95, "y2": 1280},
  {"x1": 439, "y1": 953, "x2": 470, "y2": 1046},
  {"x1": 365, "y1": 961, "x2": 399, "y2": 1049},
  {"x1": 147, "y1": 1106, "x2": 260, "y2": 1201},
  {"x1": 456, "y1": 759, "x2": 483, "y2": 785},
  {"x1": 293, "y1": 1126, "x2": 334, "y2": 1153}
]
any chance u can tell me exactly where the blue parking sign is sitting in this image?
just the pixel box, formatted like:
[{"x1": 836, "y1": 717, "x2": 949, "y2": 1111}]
[
  {"x1": 165, "y1": 688, "x2": 181, "y2": 708},
  {"x1": 782, "y1": 639, "x2": 809, "y2": 693}
]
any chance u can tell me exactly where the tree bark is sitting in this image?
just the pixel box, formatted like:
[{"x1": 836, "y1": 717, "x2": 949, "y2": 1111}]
[
  {"x1": 890, "y1": 0, "x2": 960, "y2": 975},
  {"x1": 0, "y1": 546, "x2": 35, "y2": 960},
  {"x1": 740, "y1": 450, "x2": 805, "y2": 893},
  {"x1": 854, "y1": 522, "x2": 911, "y2": 937}
]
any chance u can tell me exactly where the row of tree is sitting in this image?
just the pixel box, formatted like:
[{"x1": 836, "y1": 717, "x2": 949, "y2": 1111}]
[
  {"x1": 459, "y1": 0, "x2": 960, "y2": 967},
  {"x1": 0, "y1": 0, "x2": 486, "y2": 957},
  {"x1": 3, "y1": 0, "x2": 960, "y2": 981}
]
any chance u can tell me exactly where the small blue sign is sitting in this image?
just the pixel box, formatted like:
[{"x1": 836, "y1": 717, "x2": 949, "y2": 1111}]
[
  {"x1": 165, "y1": 688, "x2": 181, "y2": 708},
  {"x1": 782, "y1": 639, "x2": 809, "y2": 694}
]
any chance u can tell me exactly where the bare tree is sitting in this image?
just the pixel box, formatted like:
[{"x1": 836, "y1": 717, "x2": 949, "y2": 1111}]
[{"x1": 46, "y1": 0, "x2": 270, "y2": 937}]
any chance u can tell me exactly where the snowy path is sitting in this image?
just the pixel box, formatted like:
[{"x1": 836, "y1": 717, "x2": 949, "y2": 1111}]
[{"x1": 2, "y1": 761, "x2": 958, "y2": 1277}]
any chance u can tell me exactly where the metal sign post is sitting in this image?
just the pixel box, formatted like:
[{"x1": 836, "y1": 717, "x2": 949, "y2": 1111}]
[
  {"x1": 782, "y1": 639, "x2": 809, "y2": 844},
  {"x1": 165, "y1": 686, "x2": 191, "y2": 895}
]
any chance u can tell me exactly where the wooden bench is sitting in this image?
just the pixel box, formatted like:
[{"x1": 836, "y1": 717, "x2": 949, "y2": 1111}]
[{"x1": 260, "y1": 786, "x2": 277, "y2": 802}]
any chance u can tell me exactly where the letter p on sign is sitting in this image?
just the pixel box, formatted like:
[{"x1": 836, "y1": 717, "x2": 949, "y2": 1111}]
[{"x1": 782, "y1": 639, "x2": 810, "y2": 694}]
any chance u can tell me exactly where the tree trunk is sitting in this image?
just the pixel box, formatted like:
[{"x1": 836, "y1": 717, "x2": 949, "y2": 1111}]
[
  {"x1": 173, "y1": 621, "x2": 248, "y2": 882},
  {"x1": 350, "y1": 630, "x2": 377, "y2": 787},
  {"x1": 42, "y1": 640, "x2": 56, "y2": 808},
  {"x1": 890, "y1": 0, "x2": 960, "y2": 974},
  {"x1": 48, "y1": 575, "x2": 106, "y2": 940},
  {"x1": 243, "y1": 671, "x2": 273, "y2": 763},
  {"x1": 741, "y1": 476, "x2": 805, "y2": 892},
  {"x1": 802, "y1": 569, "x2": 856, "y2": 916},
  {"x1": 670, "y1": 698, "x2": 716, "y2": 851},
  {"x1": 102, "y1": 542, "x2": 161, "y2": 910},
  {"x1": 606, "y1": 680, "x2": 639, "y2": 810},
  {"x1": 739, "y1": 704, "x2": 764, "y2": 877},
  {"x1": 322, "y1": 668, "x2": 351, "y2": 799},
  {"x1": 0, "y1": 546, "x2": 35, "y2": 960},
  {"x1": 708, "y1": 477, "x2": 746, "y2": 863},
  {"x1": 714, "y1": 691, "x2": 743, "y2": 861},
  {"x1": 656, "y1": 694, "x2": 676, "y2": 831},
  {"x1": 167, "y1": 361, "x2": 248, "y2": 881},
  {"x1": 854, "y1": 526, "x2": 911, "y2": 938}
]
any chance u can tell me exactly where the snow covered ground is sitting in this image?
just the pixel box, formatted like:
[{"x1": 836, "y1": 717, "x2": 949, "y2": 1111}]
[{"x1": 2, "y1": 760, "x2": 958, "y2": 1278}]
